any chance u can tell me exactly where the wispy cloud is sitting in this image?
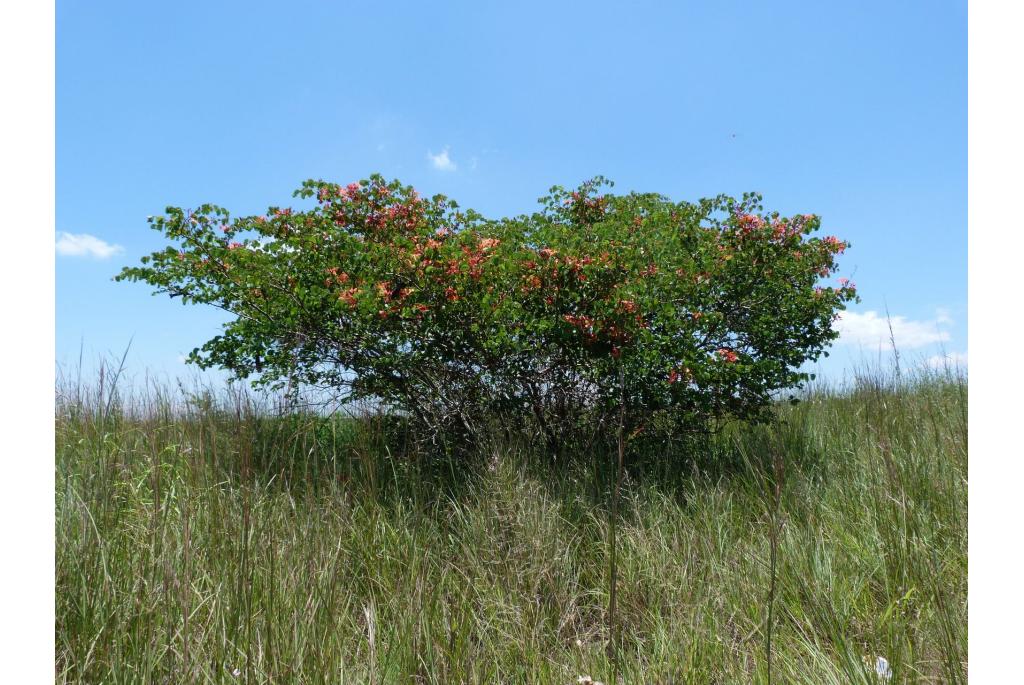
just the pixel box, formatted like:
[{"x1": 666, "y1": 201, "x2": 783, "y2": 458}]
[
  {"x1": 56, "y1": 232, "x2": 124, "y2": 259},
  {"x1": 834, "y1": 309, "x2": 952, "y2": 350},
  {"x1": 923, "y1": 351, "x2": 968, "y2": 369},
  {"x1": 427, "y1": 147, "x2": 457, "y2": 172}
]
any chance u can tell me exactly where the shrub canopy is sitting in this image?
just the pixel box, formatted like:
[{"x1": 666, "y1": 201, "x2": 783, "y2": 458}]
[{"x1": 118, "y1": 176, "x2": 857, "y2": 448}]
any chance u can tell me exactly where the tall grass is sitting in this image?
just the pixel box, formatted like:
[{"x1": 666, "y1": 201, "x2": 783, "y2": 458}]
[{"x1": 55, "y1": 362, "x2": 966, "y2": 683}]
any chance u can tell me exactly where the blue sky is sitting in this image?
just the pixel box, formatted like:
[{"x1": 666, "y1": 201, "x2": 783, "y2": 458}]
[{"x1": 56, "y1": 0, "x2": 966, "y2": 383}]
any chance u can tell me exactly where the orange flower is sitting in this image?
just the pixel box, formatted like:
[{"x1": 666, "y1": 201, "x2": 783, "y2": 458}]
[{"x1": 338, "y1": 287, "x2": 360, "y2": 308}]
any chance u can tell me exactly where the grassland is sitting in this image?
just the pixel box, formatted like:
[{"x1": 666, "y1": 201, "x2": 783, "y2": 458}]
[{"x1": 55, "y1": 364, "x2": 966, "y2": 684}]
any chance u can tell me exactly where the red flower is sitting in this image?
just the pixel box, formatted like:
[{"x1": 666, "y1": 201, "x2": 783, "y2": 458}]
[{"x1": 717, "y1": 348, "x2": 739, "y2": 363}]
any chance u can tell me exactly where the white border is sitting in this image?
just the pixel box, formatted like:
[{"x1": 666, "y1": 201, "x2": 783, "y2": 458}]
[
  {"x1": 0, "y1": 0, "x2": 55, "y2": 680},
  {"x1": 969, "y1": 1, "x2": 1023, "y2": 681}
]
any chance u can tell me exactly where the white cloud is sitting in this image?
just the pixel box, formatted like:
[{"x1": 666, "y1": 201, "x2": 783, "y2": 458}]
[
  {"x1": 56, "y1": 232, "x2": 124, "y2": 259},
  {"x1": 427, "y1": 147, "x2": 457, "y2": 172},
  {"x1": 923, "y1": 351, "x2": 968, "y2": 369},
  {"x1": 834, "y1": 309, "x2": 952, "y2": 350}
]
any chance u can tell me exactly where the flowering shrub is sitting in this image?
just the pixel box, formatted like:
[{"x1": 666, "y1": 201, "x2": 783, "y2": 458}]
[{"x1": 118, "y1": 175, "x2": 857, "y2": 449}]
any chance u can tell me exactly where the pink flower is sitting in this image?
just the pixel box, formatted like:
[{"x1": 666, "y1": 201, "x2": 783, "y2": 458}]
[
  {"x1": 228, "y1": 241, "x2": 242, "y2": 250},
  {"x1": 822, "y1": 236, "x2": 846, "y2": 254},
  {"x1": 737, "y1": 213, "x2": 765, "y2": 231}
]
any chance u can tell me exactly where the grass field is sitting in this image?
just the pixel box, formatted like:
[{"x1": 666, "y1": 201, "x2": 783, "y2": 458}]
[{"x1": 55, "y1": 363, "x2": 966, "y2": 684}]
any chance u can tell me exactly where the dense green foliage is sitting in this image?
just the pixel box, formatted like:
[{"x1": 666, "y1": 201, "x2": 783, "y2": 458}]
[
  {"x1": 56, "y1": 365, "x2": 966, "y2": 683},
  {"x1": 116, "y1": 177, "x2": 857, "y2": 445}
]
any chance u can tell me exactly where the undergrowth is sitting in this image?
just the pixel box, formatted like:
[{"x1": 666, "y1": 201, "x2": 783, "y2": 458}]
[{"x1": 55, "y1": 363, "x2": 967, "y2": 684}]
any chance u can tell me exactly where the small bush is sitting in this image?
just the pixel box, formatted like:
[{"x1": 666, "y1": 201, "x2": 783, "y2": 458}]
[{"x1": 118, "y1": 176, "x2": 857, "y2": 448}]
